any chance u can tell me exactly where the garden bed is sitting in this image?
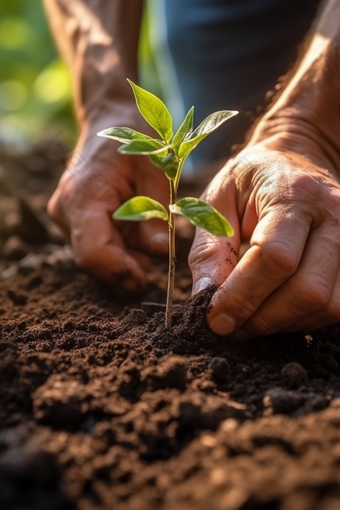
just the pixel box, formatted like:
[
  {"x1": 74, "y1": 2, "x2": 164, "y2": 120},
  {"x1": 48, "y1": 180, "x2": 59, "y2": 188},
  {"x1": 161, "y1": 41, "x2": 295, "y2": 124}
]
[{"x1": 1, "y1": 146, "x2": 340, "y2": 510}]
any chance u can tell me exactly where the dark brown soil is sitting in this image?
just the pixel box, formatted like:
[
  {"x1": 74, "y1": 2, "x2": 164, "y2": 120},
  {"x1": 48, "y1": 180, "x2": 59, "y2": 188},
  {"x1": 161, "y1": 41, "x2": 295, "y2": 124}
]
[{"x1": 2, "y1": 145, "x2": 340, "y2": 510}]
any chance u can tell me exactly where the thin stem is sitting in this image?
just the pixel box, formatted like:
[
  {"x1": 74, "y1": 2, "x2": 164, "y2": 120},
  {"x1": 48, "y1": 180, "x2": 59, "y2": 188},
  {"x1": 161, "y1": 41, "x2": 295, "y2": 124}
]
[{"x1": 165, "y1": 178, "x2": 176, "y2": 329}]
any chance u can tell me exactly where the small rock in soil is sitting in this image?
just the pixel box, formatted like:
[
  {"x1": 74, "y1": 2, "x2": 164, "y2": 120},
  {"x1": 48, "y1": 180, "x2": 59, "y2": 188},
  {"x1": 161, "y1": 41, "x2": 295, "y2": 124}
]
[
  {"x1": 320, "y1": 353, "x2": 339, "y2": 373},
  {"x1": 24, "y1": 274, "x2": 43, "y2": 290},
  {"x1": 263, "y1": 388, "x2": 303, "y2": 415},
  {"x1": 33, "y1": 375, "x2": 93, "y2": 430},
  {"x1": 209, "y1": 357, "x2": 231, "y2": 383},
  {"x1": 281, "y1": 362, "x2": 309, "y2": 389},
  {"x1": 308, "y1": 394, "x2": 329, "y2": 411},
  {"x1": 145, "y1": 356, "x2": 187, "y2": 391},
  {"x1": 7, "y1": 289, "x2": 27, "y2": 305},
  {"x1": 0, "y1": 426, "x2": 74, "y2": 510},
  {"x1": 179, "y1": 393, "x2": 247, "y2": 430}
]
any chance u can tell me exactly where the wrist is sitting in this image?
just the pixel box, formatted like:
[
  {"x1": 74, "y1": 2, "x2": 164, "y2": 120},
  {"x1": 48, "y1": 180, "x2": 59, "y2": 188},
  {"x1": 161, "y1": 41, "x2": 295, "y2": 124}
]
[
  {"x1": 83, "y1": 97, "x2": 138, "y2": 130},
  {"x1": 248, "y1": 111, "x2": 340, "y2": 182},
  {"x1": 68, "y1": 100, "x2": 151, "y2": 175}
]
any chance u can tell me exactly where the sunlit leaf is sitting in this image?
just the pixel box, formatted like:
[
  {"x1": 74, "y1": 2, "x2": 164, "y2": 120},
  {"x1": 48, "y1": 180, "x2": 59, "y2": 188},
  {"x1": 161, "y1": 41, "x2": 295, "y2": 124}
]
[
  {"x1": 97, "y1": 126, "x2": 159, "y2": 145},
  {"x1": 170, "y1": 197, "x2": 233, "y2": 236},
  {"x1": 178, "y1": 110, "x2": 238, "y2": 159},
  {"x1": 149, "y1": 153, "x2": 179, "y2": 180},
  {"x1": 118, "y1": 139, "x2": 168, "y2": 155},
  {"x1": 127, "y1": 79, "x2": 173, "y2": 143},
  {"x1": 113, "y1": 196, "x2": 168, "y2": 222},
  {"x1": 172, "y1": 106, "x2": 194, "y2": 155}
]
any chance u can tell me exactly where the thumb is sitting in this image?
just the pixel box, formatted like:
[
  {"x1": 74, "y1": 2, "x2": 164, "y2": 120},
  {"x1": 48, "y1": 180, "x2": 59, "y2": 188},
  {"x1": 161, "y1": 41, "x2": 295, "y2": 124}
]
[
  {"x1": 189, "y1": 185, "x2": 241, "y2": 294},
  {"x1": 138, "y1": 219, "x2": 169, "y2": 256},
  {"x1": 134, "y1": 160, "x2": 169, "y2": 256},
  {"x1": 189, "y1": 225, "x2": 241, "y2": 294}
]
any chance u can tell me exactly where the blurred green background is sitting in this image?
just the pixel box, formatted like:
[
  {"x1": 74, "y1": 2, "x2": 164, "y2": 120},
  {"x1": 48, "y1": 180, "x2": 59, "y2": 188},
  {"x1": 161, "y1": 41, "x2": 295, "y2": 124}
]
[
  {"x1": 0, "y1": 0, "x2": 75, "y2": 147},
  {"x1": 0, "y1": 0, "x2": 157, "y2": 149}
]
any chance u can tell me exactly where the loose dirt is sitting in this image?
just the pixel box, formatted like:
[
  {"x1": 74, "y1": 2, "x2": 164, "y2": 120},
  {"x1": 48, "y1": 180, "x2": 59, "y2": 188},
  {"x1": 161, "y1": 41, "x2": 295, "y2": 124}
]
[{"x1": 1, "y1": 146, "x2": 340, "y2": 510}]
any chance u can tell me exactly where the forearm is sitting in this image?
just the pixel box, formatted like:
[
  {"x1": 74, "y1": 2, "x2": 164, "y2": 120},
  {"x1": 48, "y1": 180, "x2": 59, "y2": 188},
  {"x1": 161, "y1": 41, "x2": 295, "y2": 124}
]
[
  {"x1": 249, "y1": 0, "x2": 340, "y2": 173},
  {"x1": 43, "y1": 0, "x2": 144, "y2": 125}
]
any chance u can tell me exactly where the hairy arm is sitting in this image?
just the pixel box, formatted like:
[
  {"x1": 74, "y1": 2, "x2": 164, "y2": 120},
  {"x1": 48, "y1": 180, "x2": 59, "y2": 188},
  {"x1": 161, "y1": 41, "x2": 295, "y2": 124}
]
[
  {"x1": 44, "y1": 0, "x2": 168, "y2": 291},
  {"x1": 43, "y1": 0, "x2": 143, "y2": 125},
  {"x1": 190, "y1": 0, "x2": 340, "y2": 337}
]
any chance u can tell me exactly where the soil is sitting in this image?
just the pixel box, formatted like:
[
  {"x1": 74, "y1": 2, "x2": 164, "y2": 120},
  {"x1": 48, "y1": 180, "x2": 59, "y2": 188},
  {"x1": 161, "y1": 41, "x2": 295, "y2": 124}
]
[{"x1": 2, "y1": 144, "x2": 340, "y2": 510}]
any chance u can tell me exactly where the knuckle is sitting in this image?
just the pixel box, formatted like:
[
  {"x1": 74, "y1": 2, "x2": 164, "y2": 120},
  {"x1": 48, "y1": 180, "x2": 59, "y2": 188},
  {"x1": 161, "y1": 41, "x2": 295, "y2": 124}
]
[
  {"x1": 297, "y1": 277, "x2": 332, "y2": 311},
  {"x1": 285, "y1": 170, "x2": 322, "y2": 199},
  {"x1": 288, "y1": 173, "x2": 334, "y2": 217},
  {"x1": 264, "y1": 171, "x2": 321, "y2": 209},
  {"x1": 290, "y1": 173, "x2": 319, "y2": 198},
  {"x1": 257, "y1": 242, "x2": 298, "y2": 276}
]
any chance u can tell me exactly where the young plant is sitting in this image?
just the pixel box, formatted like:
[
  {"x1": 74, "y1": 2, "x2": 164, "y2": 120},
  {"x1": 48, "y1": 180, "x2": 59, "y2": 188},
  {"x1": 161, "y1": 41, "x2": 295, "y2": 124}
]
[{"x1": 98, "y1": 79, "x2": 237, "y2": 329}]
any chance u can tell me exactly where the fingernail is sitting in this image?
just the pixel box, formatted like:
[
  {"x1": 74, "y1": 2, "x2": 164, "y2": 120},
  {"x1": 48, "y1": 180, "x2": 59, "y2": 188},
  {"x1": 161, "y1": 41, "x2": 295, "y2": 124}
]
[
  {"x1": 209, "y1": 313, "x2": 236, "y2": 336},
  {"x1": 193, "y1": 276, "x2": 213, "y2": 294}
]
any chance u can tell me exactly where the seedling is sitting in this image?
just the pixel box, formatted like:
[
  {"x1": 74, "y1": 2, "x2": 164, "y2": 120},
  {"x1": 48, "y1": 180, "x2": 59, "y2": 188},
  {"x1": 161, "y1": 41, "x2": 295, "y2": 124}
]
[{"x1": 98, "y1": 80, "x2": 237, "y2": 329}]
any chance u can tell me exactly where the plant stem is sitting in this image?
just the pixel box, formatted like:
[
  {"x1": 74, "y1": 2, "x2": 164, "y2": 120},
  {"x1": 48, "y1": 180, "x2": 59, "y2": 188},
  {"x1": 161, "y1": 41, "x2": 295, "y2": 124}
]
[{"x1": 165, "y1": 178, "x2": 176, "y2": 329}]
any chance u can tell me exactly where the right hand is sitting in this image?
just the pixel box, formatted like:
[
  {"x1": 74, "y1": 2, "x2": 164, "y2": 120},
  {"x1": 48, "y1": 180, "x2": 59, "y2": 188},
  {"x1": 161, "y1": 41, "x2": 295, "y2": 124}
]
[
  {"x1": 48, "y1": 113, "x2": 169, "y2": 292},
  {"x1": 189, "y1": 140, "x2": 340, "y2": 337}
]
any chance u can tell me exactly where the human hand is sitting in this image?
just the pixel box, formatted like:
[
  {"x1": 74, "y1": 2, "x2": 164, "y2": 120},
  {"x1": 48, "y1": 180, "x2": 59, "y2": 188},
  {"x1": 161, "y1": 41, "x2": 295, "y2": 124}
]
[
  {"x1": 48, "y1": 113, "x2": 168, "y2": 292},
  {"x1": 189, "y1": 141, "x2": 340, "y2": 338}
]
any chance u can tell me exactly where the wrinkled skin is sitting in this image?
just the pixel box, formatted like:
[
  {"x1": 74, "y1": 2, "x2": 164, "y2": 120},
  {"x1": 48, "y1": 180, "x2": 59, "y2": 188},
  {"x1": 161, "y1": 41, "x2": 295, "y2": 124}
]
[
  {"x1": 189, "y1": 141, "x2": 340, "y2": 338},
  {"x1": 48, "y1": 113, "x2": 169, "y2": 294}
]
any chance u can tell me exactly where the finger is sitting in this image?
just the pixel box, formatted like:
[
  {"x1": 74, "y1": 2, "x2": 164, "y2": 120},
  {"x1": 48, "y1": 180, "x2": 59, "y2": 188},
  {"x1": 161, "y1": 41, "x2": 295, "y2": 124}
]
[
  {"x1": 71, "y1": 205, "x2": 146, "y2": 293},
  {"x1": 235, "y1": 226, "x2": 340, "y2": 337},
  {"x1": 278, "y1": 269, "x2": 340, "y2": 334},
  {"x1": 229, "y1": 227, "x2": 340, "y2": 339},
  {"x1": 190, "y1": 230, "x2": 241, "y2": 293},
  {"x1": 207, "y1": 205, "x2": 312, "y2": 335},
  {"x1": 47, "y1": 187, "x2": 71, "y2": 240},
  {"x1": 189, "y1": 180, "x2": 241, "y2": 294},
  {"x1": 133, "y1": 219, "x2": 169, "y2": 256}
]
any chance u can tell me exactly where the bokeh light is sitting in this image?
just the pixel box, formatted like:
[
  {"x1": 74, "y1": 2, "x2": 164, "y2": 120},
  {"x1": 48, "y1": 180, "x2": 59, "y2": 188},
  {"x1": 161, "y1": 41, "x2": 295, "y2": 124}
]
[{"x1": 0, "y1": 0, "x2": 75, "y2": 147}]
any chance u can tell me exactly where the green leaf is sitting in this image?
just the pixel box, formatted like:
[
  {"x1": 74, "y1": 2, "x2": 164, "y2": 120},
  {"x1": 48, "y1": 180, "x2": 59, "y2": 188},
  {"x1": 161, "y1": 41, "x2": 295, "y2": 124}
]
[
  {"x1": 118, "y1": 139, "x2": 168, "y2": 155},
  {"x1": 149, "y1": 153, "x2": 179, "y2": 180},
  {"x1": 172, "y1": 106, "x2": 194, "y2": 155},
  {"x1": 97, "y1": 126, "x2": 159, "y2": 145},
  {"x1": 178, "y1": 110, "x2": 238, "y2": 159},
  {"x1": 113, "y1": 196, "x2": 169, "y2": 222},
  {"x1": 127, "y1": 79, "x2": 173, "y2": 143},
  {"x1": 169, "y1": 197, "x2": 234, "y2": 236}
]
